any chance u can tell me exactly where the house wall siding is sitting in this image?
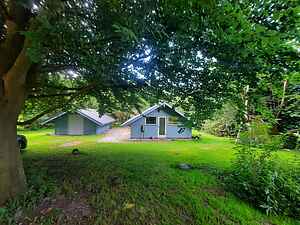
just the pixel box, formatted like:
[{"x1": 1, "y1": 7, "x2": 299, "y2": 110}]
[
  {"x1": 83, "y1": 118, "x2": 97, "y2": 134},
  {"x1": 53, "y1": 113, "x2": 112, "y2": 135},
  {"x1": 68, "y1": 114, "x2": 84, "y2": 135},
  {"x1": 130, "y1": 117, "x2": 145, "y2": 139},
  {"x1": 130, "y1": 108, "x2": 192, "y2": 139},
  {"x1": 167, "y1": 124, "x2": 192, "y2": 138},
  {"x1": 96, "y1": 124, "x2": 112, "y2": 134},
  {"x1": 54, "y1": 115, "x2": 68, "y2": 135}
]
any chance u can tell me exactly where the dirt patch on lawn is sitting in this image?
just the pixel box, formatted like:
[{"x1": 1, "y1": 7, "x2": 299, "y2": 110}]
[
  {"x1": 262, "y1": 222, "x2": 277, "y2": 225},
  {"x1": 60, "y1": 141, "x2": 82, "y2": 147},
  {"x1": 202, "y1": 186, "x2": 227, "y2": 197},
  {"x1": 98, "y1": 127, "x2": 130, "y2": 143},
  {"x1": 18, "y1": 194, "x2": 94, "y2": 225}
]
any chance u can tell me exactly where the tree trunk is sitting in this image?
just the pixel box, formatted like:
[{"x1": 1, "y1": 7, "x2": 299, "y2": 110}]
[
  {"x1": 0, "y1": 81, "x2": 28, "y2": 205},
  {"x1": 0, "y1": 109, "x2": 27, "y2": 205},
  {"x1": 270, "y1": 79, "x2": 288, "y2": 135},
  {"x1": 236, "y1": 85, "x2": 250, "y2": 143},
  {"x1": 0, "y1": 45, "x2": 31, "y2": 205},
  {"x1": 0, "y1": 3, "x2": 33, "y2": 205}
]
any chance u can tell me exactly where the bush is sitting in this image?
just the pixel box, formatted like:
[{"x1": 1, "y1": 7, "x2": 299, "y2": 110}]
[
  {"x1": 226, "y1": 121, "x2": 300, "y2": 218},
  {"x1": 0, "y1": 171, "x2": 58, "y2": 225},
  {"x1": 282, "y1": 132, "x2": 299, "y2": 150},
  {"x1": 192, "y1": 133, "x2": 201, "y2": 140},
  {"x1": 202, "y1": 103, "x2": 239, "y2": 137},
  {"x1": 238, "y1": 118, "x2": 271, "y2": 147}
]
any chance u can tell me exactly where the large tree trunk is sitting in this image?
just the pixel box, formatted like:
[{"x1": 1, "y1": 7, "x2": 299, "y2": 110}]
[
  {"x1": 0, "y1": 109, "x2": 27, "y2": 205},
  {"x1": 0, "y1": 2, "x2": 33, "y2": 205},
  {"x1": 0, "y1": 45, "x2": 31, "y2": 205}
]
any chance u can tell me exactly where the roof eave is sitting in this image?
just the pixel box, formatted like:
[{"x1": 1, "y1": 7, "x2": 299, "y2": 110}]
[
  {"x1": 121, "y1": 103, "x2": 187, "y2": 126},
  {"x1": 41, "y1": 112, "x2": 67, "y2": 125}
]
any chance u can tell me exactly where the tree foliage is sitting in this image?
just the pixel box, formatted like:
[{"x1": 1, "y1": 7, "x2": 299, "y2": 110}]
[
  {"x1": 0, "y1": 0, "x2": 299, "y2": 206},
  {"x1": 1, "y1": 0, "x2": 298, "y2": 125},
  {"x1": 202, "y1": 102, "x2": 239, "y2": 137},
  {"x1": 226, "y1": 120, "x2": 300, "y2": 218}
]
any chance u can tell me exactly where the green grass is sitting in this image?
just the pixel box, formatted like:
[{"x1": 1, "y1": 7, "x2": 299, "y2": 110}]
[{"x1": 1, "y1": 129, "x2": 299, "y2": 225}]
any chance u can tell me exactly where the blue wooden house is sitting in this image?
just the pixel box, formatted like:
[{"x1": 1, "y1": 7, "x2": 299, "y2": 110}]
[
  {"x1": 42, "y1": 109, "x2": 115, "y2": 135},
  {"x1": 122, "y1": 103, "x2": 192, "y2": 139}
]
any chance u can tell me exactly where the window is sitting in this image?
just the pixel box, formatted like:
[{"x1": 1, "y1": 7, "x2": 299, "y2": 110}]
[
  {"x1": 145, "y1": 117, "x2": 156, "y2": 125},
  {"x1": 168, "y1": 116, "x2": 179, "y2": 124}
]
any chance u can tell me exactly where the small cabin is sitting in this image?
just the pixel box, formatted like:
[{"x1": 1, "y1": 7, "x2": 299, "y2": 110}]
[
  {"x1": 122, "y1": 103, "x2": 192, "y2": 139},
  {"x1": 42, "y1": 109, "x2": 115, "y2": 135}
]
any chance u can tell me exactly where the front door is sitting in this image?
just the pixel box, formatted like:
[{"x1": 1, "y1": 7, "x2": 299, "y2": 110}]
[{"x1": 158, "y1": 117, "x2": 166, "y2": 137}]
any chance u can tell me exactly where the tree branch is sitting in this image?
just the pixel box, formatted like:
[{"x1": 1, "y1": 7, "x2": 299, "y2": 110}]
[
  {"x1": 276, "y1": 79, "x2": 288, "y2": 118},
  {"x1": 40, "y1": 64, "x2": 77, "y2": 73},
  {"x1": 7, "y1": 0, "x2": 32, "y2": 28},
  {"x1": 28, "y1": 83, "x2": 96, "y2": 98},
  {"x1": 0, "y1": 19, "x2": 24, "y2": 77},
  {"x1": 0, "y1": 1, "x2": 10, "y2": 20},
  {"x1": 17, "y1": 106, "x2": 57, "y2": 125},
  {"x1": 28, "y1": 92, "x2": 77, "y2": 98},
  {"x1": 18, "y1": 79, "x2": 145, "y2": 125},
  {"x1": 43, "y1": 84, "x2": 89, "y2": 91},
  {"x1": 0, "y1": 0, "x2": 37, "y2": 81},
  {"x1": 3, "y1": 41, "x2": 31, "y2": 84},
  {"x1": 18, "y1": 84, "x2": 96, "y2": 125}
]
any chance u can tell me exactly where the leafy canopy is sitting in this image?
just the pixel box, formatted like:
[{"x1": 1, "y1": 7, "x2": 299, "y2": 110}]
[{"x1": 1, "y1": 0, "x2": 298, "y2": 124}]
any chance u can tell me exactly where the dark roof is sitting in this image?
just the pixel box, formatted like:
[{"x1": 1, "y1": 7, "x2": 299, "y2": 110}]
[
  {"x1": 42, "y1": 109, "x2": 115, "y2": 126},
  {"x1": 121, "y1": 102, "x2": 186, "y2": 126}
]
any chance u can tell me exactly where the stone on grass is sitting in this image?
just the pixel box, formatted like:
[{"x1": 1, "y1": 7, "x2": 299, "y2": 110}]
[
  {"x1": 177, "y1": 163, "x2": 193, "y2": 170},
  {"x1": 72, "y1": 148, "x2": 80, "y2": 155},
  {"x1": 14, "y1": 208, "x2": 23, "y2": 222}
]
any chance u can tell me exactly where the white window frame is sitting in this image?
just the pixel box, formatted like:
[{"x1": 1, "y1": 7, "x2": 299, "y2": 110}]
[{"x1": 145, "y1": 116, "x2": 156, "y2": 125}]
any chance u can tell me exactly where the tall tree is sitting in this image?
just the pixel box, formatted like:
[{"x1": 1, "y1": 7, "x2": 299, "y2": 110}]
[
  {"x1": 0, "y1": 0, "x2": 298, "y2": 204},
  {"x1": 0, "y1": 0, "x2": 158, "y2": 204}
]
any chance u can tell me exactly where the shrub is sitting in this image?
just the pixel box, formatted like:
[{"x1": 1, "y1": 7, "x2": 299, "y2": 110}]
[
  {"x1": 202, "y1": 103, "x2": 239, "y2": 137},
  {"x1": 192, "y1": 133, "x2": 201, "y2": 140},
  {"x1": 282, "y1": 132, "x2": 299, "y2": 150},
  {"x1": 238, "y1": 117, "x2": 272, "y2": 147},
  {"x1": 226, "y1": 121, "x2": 300, "y2": 218},
  {"x1": 0, "y1": 171, "x2": 58, "y2": 225}
]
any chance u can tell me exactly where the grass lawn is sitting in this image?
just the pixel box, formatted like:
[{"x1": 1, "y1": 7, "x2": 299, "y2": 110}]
[{"x1": 1, "y1": 129, "x2": 299, "y2": 225}]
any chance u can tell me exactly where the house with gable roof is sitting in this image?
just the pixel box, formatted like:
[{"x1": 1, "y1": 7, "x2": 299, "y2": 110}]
[
  {"x1": 122, "y1": 102, "x2": 192, "y2": 139},
  {"x1": 42, "y1": 109, "x2": 115, "y2": 135}
]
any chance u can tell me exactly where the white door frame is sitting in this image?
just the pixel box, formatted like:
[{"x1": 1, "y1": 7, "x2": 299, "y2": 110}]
[{"x1": 158, "y1": 116, "x2": 167, "y2": 137}]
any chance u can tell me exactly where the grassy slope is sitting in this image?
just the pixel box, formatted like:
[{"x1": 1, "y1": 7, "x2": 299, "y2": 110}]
[{"x1": 2, "y1": 129, "x2": 299, "y2": 225}]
